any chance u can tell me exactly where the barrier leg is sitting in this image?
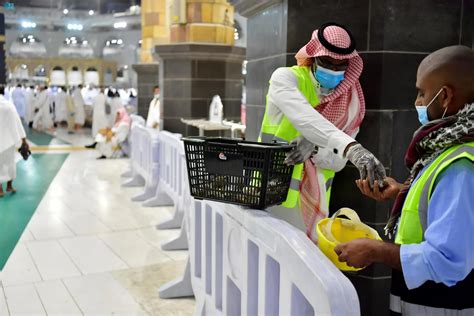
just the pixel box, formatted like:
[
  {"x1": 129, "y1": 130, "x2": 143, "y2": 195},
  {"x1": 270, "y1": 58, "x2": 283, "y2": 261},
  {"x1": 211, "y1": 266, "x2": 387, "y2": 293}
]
[
  {"x1": 131, "y1": 184, "x2": 157, "y2": 202},
  {"x1": 156, "y1": 203, "x2": 184, "y2": 229},
  {"x1": 161, "y1": 221, "x2": 188, "y2": 250},
  {"x1": 121, "y1": 174, "x2": 145, "y2": 187},
  {"x1": 121, "y1": 169, "x2": 133, "y2": 178},
  {"x1": 142, "y1": 188, "x2": 174, "y2": 207},
  {"x1": 158, "y1": 258, "x2": 194, "y2": 298}
]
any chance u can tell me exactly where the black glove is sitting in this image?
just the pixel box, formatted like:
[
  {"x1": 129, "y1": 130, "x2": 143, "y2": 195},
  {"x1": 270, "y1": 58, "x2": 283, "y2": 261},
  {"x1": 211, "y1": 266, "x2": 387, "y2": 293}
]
[{"x1": 346, "y1": 143, "x2": 386, "y2": 188}]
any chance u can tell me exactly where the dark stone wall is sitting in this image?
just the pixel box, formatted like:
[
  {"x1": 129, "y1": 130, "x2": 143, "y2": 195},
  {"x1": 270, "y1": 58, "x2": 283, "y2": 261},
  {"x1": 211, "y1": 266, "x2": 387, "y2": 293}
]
[
  {"x1": 234, "y1": 0, "x2": 473, "y2": 315},
  {"x1": 132, "y1": 63, "x2": 159, "y2": 119},
  {"x1": 154, "y1": 44, "x2": 245, "y2": 136},
  {"x1": 0, "y1": 12, "x2": 5, "y2": 85}
]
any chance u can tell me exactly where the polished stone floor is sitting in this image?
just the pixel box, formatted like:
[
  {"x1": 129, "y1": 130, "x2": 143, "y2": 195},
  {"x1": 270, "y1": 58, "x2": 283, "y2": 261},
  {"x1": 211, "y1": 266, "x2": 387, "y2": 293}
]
[{"x1": 0, "y1": 127, "x2": 195, "y2": 315}]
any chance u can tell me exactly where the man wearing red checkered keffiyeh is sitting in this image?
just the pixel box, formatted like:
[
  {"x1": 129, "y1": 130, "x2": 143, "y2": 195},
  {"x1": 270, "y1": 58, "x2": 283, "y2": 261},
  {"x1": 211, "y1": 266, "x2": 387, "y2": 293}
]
[{"x1": 259, "y1": 22, "x2": 386, "y2": 242}]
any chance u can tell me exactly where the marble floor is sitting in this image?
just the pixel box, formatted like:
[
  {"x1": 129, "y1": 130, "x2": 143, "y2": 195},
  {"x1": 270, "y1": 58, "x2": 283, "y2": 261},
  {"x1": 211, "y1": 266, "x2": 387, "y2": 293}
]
[{"x1": 0, "y1": 128, "x2": 195, "y2": 315}]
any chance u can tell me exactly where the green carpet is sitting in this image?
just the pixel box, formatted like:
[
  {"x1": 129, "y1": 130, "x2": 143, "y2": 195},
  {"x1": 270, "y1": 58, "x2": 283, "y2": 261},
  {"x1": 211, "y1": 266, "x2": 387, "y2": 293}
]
[
  {"x1": 25, "y1": 127, "x2": 70, "y2": 146},
  {"x1": 0, "y1": 153, "x2": 68, "y2": 270}
]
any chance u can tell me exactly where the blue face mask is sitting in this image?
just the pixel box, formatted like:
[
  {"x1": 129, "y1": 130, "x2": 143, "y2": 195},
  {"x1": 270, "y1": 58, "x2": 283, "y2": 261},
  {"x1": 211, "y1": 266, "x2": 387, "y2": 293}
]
[
  {"x1": 415, "y1": 88, "x2": 444, "y2": 125},
  {"x1": 314, "y1": 66, "x2": 345, "y2": 89}
]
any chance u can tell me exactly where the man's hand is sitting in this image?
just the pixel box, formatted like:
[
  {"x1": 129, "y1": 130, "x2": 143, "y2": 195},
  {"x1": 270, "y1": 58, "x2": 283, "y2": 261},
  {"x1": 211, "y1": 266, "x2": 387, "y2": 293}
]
[
  {"x1": 284, "y1": 136, "x2": 316, "y2": 165},
  {"x1": 334, "y1": 238, "x2": 379, "y2": 269},
  {"x1": 356, "y1": 177, "x2": 402, "y2": 201},
  {"x1": 345, "y1": 143, "x2": 386, "y2": 189},
  {"x1": 334, "y1": 238, "x2": 402, "y2": 270}
]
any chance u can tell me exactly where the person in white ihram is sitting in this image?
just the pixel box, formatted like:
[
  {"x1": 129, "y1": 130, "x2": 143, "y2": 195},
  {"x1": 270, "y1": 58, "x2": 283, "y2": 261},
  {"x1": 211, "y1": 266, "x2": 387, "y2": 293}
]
[
  {"x1": 95, "y1": 108, "x2": 131, "y2": 159},
  {"x1": 146, "y1": 85, "x2": 161, "y2": 129},
  {"x1": 32, "y1": 85, "x2": 54, "y2": 131},
  {"x1": 54, "y1": 86, "x2": 68, "y2": 124},
  {"x1": 11, "y1": 84, "x2": 26, "y2": 120},
  {"x1": 24, "y1": 85, "x2": 36, "y2": 127},
  {"x1": 85, "y1": 87, "x2": 110, "y2": 149},
  {"x1": 72, "y1": 85, "x2": 85, "y2": 130},
  {"x1": 0, "y1": 86, "x2": 29, "y2": 197}
]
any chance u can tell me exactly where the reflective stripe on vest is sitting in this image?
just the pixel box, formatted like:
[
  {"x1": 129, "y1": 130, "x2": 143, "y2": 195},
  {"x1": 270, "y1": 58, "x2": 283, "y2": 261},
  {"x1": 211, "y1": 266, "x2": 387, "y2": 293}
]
[
  {"x1": 395, "y1": 142, "x2": 474, "y2": 244},
  {"x1": 259, "y1": 66, "x2": 336, "y2": 208},
  {"x1": 390, "y1": 294, "x2": 474, "y2": 316}
]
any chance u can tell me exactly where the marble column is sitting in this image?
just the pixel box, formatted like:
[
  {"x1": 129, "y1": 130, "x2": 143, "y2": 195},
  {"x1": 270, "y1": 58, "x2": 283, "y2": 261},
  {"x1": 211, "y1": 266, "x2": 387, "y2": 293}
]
[
  {"x1": 140, "y1": 0, "x2": 171, "y2": 63},
  {"x1": 233, "y1": 0, "x2": 473, "y2": 315}
]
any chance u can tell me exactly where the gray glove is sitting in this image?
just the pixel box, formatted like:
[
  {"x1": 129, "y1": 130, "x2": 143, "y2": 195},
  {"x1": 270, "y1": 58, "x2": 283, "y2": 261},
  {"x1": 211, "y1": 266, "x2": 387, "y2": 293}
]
[
  {"x1": 346, "y1": 143, "x2": 386, "y2": 188},
  {"x1": 284, "y1": 136, "x2": 316, "y2": 165}
]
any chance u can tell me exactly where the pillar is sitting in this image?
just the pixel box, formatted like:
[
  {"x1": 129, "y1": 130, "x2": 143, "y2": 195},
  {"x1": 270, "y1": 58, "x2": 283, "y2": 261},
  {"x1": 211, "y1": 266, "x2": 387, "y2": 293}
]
[
  {"x1": 234, "y1": 0, "x2": 473, "y2": 315},
  {"x1": 0, "y1": 8, "x2": 6, "y2": 84},
  {"x1": 141, "y1": 0, "x2": 171, "y2": 63},
  {"x1": 134, "y1": 0, "x2": 171, "y2": 118},
  {"x1": 154, "y1": 0, "x2": 245, "y2": 135}
]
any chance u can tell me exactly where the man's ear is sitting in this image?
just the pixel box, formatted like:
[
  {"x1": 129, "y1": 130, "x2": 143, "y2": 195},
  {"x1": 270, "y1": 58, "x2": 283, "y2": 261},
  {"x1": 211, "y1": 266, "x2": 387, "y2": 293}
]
[{"x1": 442, "y1": 85, "x2": 454, "y2": 110}]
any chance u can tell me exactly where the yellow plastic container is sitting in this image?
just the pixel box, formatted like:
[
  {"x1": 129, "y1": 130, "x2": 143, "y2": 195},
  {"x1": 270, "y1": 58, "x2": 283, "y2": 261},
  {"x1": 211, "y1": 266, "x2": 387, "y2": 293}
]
[{"x1": 316, "y1": 208, "x2": 382, "y2": 271}]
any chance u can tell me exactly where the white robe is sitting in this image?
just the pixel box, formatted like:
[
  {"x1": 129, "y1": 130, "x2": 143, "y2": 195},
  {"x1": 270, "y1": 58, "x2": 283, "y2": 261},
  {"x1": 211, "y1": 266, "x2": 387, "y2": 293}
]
[
  {"x1": 146, "y1": 97, "x2": 161, "y2": 129},
  {"x1": 109, "y1": 97, "x2": 123, "y2": 127},
  {"x1": 96, "y1": 123, "x2": 129, "y2": 158},
  {"x1": 24, "y1": 89, "x2": 36, "y2": 124},
  {"x1": 92, "y1": 93, "x2": 110, "y2": 136},
  {"x1": 0, "y1": 95, "x2": 26, "y2": 183},
  {"x1": 72, "y1": 89, "x2": 85, "y2": 125},
  {"x1": 32, "y1": 90, "x2": 54, "y2": 130},
  {"x1": 11, "y1": 87, "x2": 26, "y2": 119},
  {"x1": 54, "y1": 90, "x2": 68, "y2": 122}
]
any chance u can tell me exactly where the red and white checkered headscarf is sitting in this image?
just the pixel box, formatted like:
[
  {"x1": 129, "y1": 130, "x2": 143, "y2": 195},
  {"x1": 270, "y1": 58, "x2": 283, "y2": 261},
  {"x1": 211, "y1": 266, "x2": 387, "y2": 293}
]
[
  {"x1": 295, "y1": 25, "x2": 365, "y2": 136},
  {"x1": 295, "y1": 25, "x2": 366, "y2": 242}
]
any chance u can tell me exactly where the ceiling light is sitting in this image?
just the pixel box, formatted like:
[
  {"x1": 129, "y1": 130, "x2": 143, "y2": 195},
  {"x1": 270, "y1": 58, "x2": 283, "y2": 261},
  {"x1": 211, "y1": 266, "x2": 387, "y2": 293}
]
[
  {"x1": 63, "y1": 9, "x2": 69, "y2": 15},
  {"x1": 21, "y1": 21, "x2": 36, "y2": 28},
  {"x1": 88, "y1": 10, "x2": 94, "y2": 16},
  {"x1": 67, "y1": 23, "x2": 83, "y2": 31},
  {"x1": 29, "y1": 38, "x2": 35, "y2": 43},
  {"x1": 82, "y1": 40, "x2": 88, "y2": 45},
  {"x1": 113, "y1": 21, "x2": 127, "y2": 29},
  {"x1": 117, "y1": 39, "x2": 123, "y2": 45}
]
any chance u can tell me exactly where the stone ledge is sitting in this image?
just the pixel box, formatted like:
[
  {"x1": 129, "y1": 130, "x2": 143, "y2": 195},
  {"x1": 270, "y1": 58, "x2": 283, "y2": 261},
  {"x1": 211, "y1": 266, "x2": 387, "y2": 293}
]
[{"x1": 154, "y1": 43, "x2": 246, "y2": 62}]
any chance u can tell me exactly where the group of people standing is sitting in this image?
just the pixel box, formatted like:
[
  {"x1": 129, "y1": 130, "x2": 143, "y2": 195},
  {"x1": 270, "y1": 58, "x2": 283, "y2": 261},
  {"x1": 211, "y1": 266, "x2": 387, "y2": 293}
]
[{"x1": 6, "y1": 84, "x2": 135, "y2": 134}]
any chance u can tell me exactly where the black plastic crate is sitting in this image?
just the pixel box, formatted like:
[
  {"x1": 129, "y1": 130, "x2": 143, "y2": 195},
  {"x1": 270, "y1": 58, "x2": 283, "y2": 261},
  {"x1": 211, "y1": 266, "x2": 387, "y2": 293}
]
[{"x1": 182, "y1": 137, "x2": 295, "y2": 209}]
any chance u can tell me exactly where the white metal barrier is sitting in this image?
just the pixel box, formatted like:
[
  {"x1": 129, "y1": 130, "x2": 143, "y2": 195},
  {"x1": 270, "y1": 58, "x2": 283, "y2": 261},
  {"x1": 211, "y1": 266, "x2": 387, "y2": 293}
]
[
  {"x1": 148, "y1": 131, "x2": 189, "y2": 245},
  {"x1": 121, "y1": 115, "x2": 146, "y2": 183},
  {"x1": 130, "y1": 126, "x2": 161, "y2": 202},
  {"x1": 161, "y1": 199, "x2": 360, "y2": 316}
]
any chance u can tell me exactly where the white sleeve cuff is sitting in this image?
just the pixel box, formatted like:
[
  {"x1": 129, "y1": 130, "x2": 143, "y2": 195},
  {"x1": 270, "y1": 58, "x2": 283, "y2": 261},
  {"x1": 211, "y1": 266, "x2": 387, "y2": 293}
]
[{"x1": 326, "y1": 131, "x2": 355, "y2": 160}]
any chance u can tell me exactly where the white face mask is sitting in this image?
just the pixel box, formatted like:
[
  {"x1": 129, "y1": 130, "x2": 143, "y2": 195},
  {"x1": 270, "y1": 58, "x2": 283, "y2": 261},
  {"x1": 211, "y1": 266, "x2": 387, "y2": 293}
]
[{"x1": 154, "y1": 93, "x2": 160, "y2": 99}]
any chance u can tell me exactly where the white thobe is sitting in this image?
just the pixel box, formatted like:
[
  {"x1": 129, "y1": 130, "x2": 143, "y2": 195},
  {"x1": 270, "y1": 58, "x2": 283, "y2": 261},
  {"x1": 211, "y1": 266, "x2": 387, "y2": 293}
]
[
  {"x1": 32, "y1": 90, "x2": 53, "y2": 130},
  {"x1": 72, "y1": 89, "x2": 85, "y2": 125},
  {"x1": 11, "y1": 87, "x2": 26, "y2": 119},
  {"x1": 96, "y1": 123, "x2": 129, "y2": 158},
  {"x1": 146, "y1": 97, "x2": 160, "y2": 129},
  {"x1": 92, "y1": 93, "x2": 110, "y2": 136},
  {"x1": 109, "y1": 97, "x2": 123, "y2": 126},
  {"x1": 54, "y1": 90, "x2": 68, "y2": 122},
  {"x1": 265, "y1": 67, "x2": 361, "y2": 229},
  {"x1": 24, "y1": 89, "x2": 35, "y2": 124},
  {"x1": 0, "y1": 95, "x2": 26, "y2": 183}
]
